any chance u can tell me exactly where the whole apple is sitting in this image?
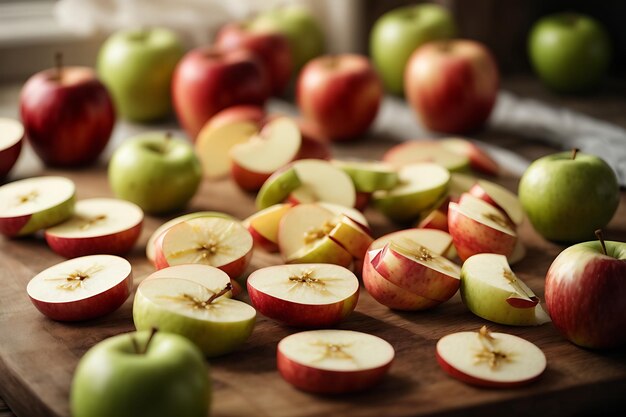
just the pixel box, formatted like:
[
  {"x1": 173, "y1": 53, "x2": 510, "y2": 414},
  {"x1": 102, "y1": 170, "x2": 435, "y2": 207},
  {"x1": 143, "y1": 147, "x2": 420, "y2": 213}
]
[
  {"x1": 20, "y1": 55, "x2": 115, "y2": 167},
  {"x1": 404, "y1": 40, "x2": 499, "y2": 134},
  {"x1": 545, "y1": 234, "x2": 626, "y2": 349},
  {"x1": 108, "y1": 132, "x2": 202, "y2": 214},
  {"x1": 528, "y1": 13, "x2": 611, "y2": 93},
  {"x1": 370, "y1": 4, "x2": 456, "y2": 95},
  {"x1": 71, "y1": 330, "x2": 211, "y2": 417},
  {"x1": 297, "y1": 54, "x2": 383, "y2": 141},
  {"x1": 172, "y1": 47, "x2": 270, "y2": 140},
  {"x1": 97, "y1": 27, "x2": 185, "y2": 122},
  {"x1": 518, "y1": 150, "x2": 619, "y2": 242},
  {"x1": 0, "y1": 118, "x2": 23, "y2": 179}
]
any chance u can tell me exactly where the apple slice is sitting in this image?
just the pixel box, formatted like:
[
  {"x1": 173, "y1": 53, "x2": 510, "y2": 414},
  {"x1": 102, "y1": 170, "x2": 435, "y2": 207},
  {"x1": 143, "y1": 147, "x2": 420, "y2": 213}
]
[
  {"x1": 440, "y1": 138, "x2": 499, "y2": 176},
  {"x1": 27, "y1": 254, "x2": 132, "y2": 321},
  {"x1": 448, "y1": 194, "x2": 517, "y2": 261},
  {"x1": 369, "y1": 228, "x2": 455, "y2": 260},
  {"x1": 469, "y1": 180, "x2": 523, "y2": 226},
  {"x1": 146, "y1": 211, "x2": 233, "y2": 264},
  {"x1": 230, "y1": 117, "x2": 302, "y2": 191},
  {"x1": 0, "y1": 118, "x2": 23, "y2": 178},
  {"x1": 256, "y1": 166, "x2": 302, "y2": 210},
  {"x1": 460, "y1": 253, "x2": 549, "y2": 326},
  {"x1": 0, "y1": 176, "x2": 75, "y2": 237},
  {"x1": 145, "y1": 264, "x2": 233, "y2": 298},
  {"x1": 332, "y1": 159, "x2": 398, "y2": 193},
  {"x1": 277, "y1": 329, "x2": 394, "y2": 394},
  {"x1": 45, "y1": 198, "x2": 143, "y2": 258},
  {"x1": 318, "y1": 202, "x2": 369, "y2": 231},
  {"x1": 372, "y1": 163, "x2": 449, "y2": 222},
  {"x1": 418, "y1": 209, "x2": 448, "y2": 232},
  {"x1": 243, "y1": 203, "x2": 292, "y2": 252},
  {"x1": 133, "y1": 277, "x2": 255, "y2": 357},
  {"x1": 383, "y1": 141, "x2": 470, "y2": 172},
  {"x1": 509, "y1": 240, "x2": 526, "y2": 265},
  {"x1": 436, "y1": 326, "x2": 546, "y2": 388},
  {"x1": 195, "y1": 121, "x2": 259, "y2": 179},
  {"x1": 154, "y1": 217, "x2": 253, "y2": 279},
  {"x1": 288, "y1": 159, "x2": 356, "y2": 208}
]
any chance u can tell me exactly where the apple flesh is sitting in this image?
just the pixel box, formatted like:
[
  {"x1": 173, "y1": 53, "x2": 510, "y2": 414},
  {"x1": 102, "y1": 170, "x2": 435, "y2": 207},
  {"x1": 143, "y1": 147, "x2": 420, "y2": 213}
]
[
  {"x1": 369, "y1": 228, "x2": 456, "y2": 260},
  {"x1": 27, "y1": 255, "x2": 132, "y2": 321},
  {"x1": 383, "y1": 141, "x2": 470, "y2": 173},
  {"x1": 243, "y1": 203, "x2": 292, "y2": 252},
  {"x1": 469, "y1": 180, "x2": 523, "y2": 226},
  {"x1": 0, "y1": 118, "x2": 23, "y2": 179},
  {"x1": 144, "y1": 264, "x2": 233, "y2": 298}
]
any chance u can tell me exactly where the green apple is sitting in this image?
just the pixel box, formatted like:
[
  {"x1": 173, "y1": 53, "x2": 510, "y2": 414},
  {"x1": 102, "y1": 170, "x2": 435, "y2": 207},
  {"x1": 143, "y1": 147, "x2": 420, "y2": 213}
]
[
  {"x1": 247, "y1": 5, "x2": 324, "y2": 70},
  {"x1": 133, "y1": 278, "x2": 256, "y2": 357},
  {"x1": 528, "y1": 13, "x2": 611, "y2": 93},
  {"x1": 518, "y1": 150, "x2": 619, "y2": 242},
  {"x1": 97, "y1": 28, "x2": 185, "y2": 122},
  {"x1": 109, "y1": 132, "x2": 202, "y2": 214},
  {"x1": 332, "y1": 159, "x2": 399, "y2": 193},
  {"x1": 256, "y1": 166, "x2": 301, "y2": 209},
  {"x1": 71, "y1": 330, "x2": 210, "y2": 417},
  {"x1": 370, "y1": 4, "x2": 456, "y2": 94}
]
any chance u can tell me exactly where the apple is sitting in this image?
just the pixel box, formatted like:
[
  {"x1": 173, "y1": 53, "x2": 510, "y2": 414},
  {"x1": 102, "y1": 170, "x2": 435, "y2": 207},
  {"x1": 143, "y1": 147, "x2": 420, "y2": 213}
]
[
  {"x1": 247, "y1": 5, "x2": 324, "y2": 70},
  {"x1": 287, "y1": 159, "x2": 357, "y2": 208},
  {"x1": 440, "y1": 137, "x2": 499, "y2": 176},
  {"x1": 20, "y1": 55, "x2": 115, "y2": 167},
  {"x1": 172, "y1": 47, "x2": 269, "y2": 139},
  {"x1": 294, "y1": 119, "x2": 332, "y2": 160},
  {"x1": 248, "y1": 263, "x2": 358, "y2": 328},
  {"x1": 373, "y1": 162, "x2": 450, "y2": 223},
  {"x1": 518, "y1": 150, "x2": 619, "y2": 243},
  {"x1": 417, "y1": 209, "x2": 448, "y2": 232},
  {"x1": 202, "y1": 105, "x2": 266, "y2": 133},
  {"x1": 0, "y1": 176, "x2": 75, "y2": 237},
  {"x1": 332, "y1": 159, "x2": 399, "y2": 193},
  {"x1": 134, "y1": 278, "x2": 255, "y2": 357},
  {"x1": 382, "y1": 141, "x2": 470, "y2": 172},
  {"x1": 528, "y1": 13, "x2": 611, "y2": 93},
  {"x1": 27, "y1": 254, "x2": 132, "y2": 321},
  {"x1": 243, "y1": 203, "x2": 292, "y2": 252},
  {"x1": 255, "y1": 165, "x2": 301, "y2": 209},
  {"x1": 369, "y1": 228, "x2": 456, "y2": 260},
  {"x1": 545, "y1": 232, "x2": 626, "y2": 349},
  {"x1": 317, "y1": 202, "x2": 370, "y2": 232},
  {"x1": 436, "y1": 326, "x2": 546, "y2": 388},
  {"x1": 405, "y1": 40, "x2": 498, "y2": 134},
  {"x1": 71, "y1": 330, "x2": 210, "y2": 417},
  {"x1": 0, "y1": 118, "x2": 23, "y2": 179},
  {"x1": 145, "y1": 264, "x2": 233, "y2": 297},
  {"x1": 297, "y1": 54, "x2": 382, "y2": 141},
  {"x1": 277, "y1": 329, "x2": 394, "y2": 394},
  {"x1": 460, "y1": 253, "x2": 549, "y2": 326},
  {"x1": 469, "y1": 179, "x2": 523, "y2": 226},
  {"x1": 97, "y1": 27, "x2": 185, "y2": 122},
  {"x1": 215, "y1": 23, "x2": 292, "y2": 95},
  {"x1": 370, "y1": 3, "x2": 456, "y2": 94},
  {"x1": 109, "y1": 131, "x2": 202, "y2": 214},
  {"x1": 154, "y1": 216, "x2": 253, "y2": 280},
  {"x1": 45, "y1": 198, "x2": 143, "y2": 258}
]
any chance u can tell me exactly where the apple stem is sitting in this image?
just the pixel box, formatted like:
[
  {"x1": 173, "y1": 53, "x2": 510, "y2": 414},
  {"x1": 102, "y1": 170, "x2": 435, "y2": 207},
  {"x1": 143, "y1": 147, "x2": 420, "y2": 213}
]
[
  {"x1": 54, "y1": 52, "x2": 63, "y2": 81},
  {"x1": 571, "y1": 148, "x2": 579, "y2": 160},
  {"x1": 206, "y1": 283, "x2": 232, "y2": 304},
  {"x1": 595, "y1": 229, "x2": 608, "y2": 256},
  {"x1": 142, "y1": 327, "x2": 158, "y2": 354}
]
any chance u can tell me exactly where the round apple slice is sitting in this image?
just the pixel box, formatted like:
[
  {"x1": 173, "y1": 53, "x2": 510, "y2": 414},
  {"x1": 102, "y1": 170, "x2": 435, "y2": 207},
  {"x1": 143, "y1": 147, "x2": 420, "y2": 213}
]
[
  {"x1": 277, "y1": 329, "x2": 394, "y2": 394},
  {"x1": 383, "y1": 141, "x2": 470, "y2": 172},
  {"x1": 0, "y1": 176, "x2": 75, "y2": 237},
  {"x1": 154, "y1": 217, "x2": 253, "y2": 279},
  {"x1": 248, "y1": 264, "x2": 359, "y2": 327},
  {"x1": 27, "y1": 254, "x2": 132, "y2": 321},
  {"x1": 0, "y1": 118, "x2": 24, "y2": 178},
  {"x1": 45, "y1": 198, "x2": 143, "y2": 258},
  {"x1": 134, "y1": 277, "x2": 256, "y2": 357},
  {"x1": 332, "y1": 159, "x2": 399, "y2": 192},
  {"x1": 369, "y1": 228, "x2": 455, "y2": 260},
  {"x1": 469, "y1": 180, "x2": 523, "y2": 226},
  {"x1": 288, "y1": 159, "x2": 356, "y2": 208},
  {"x1": 436, "y1": 326, "x2": 546, "y2": 388}
]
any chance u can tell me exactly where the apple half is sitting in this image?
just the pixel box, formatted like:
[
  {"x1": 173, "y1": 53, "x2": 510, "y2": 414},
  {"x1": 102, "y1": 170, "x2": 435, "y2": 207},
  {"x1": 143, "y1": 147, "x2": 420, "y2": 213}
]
[
  {"x1": 277, "y1": 329, "x2": 394, "y2": 394},
  {"x1": 288, "y1": 159, "x2": 357, "y2": 208},
  {"x1": 383, "y1": 141, "x2": 470, "y2": 172},
  {"x1": 332, "y1": 159, "x2": 399, "y2": 193},
  {"x1": 0, "y1": 176, "x2": 75, "y2": 237},
  {"x1": 248, "y1": 263, "x2": 359, "y2": 327},
  {"x1": 243, "y1": 203, "x2": 292, "y2": 252},
  {"x1": 145, "y1": 264, "x2": 233, "y2": 298},
  {"x1": 440, "y1": 138, "x2": 499, "y2": 176},
  {"x1": 469, "y1": 179, "x2": 523, "y2": 226},
  {"x1": 0, "y1": 117, "x2": 23, "y2": 178},
  {"x1": 27, "y1": 254, "x2": 132, "y2": 321}
]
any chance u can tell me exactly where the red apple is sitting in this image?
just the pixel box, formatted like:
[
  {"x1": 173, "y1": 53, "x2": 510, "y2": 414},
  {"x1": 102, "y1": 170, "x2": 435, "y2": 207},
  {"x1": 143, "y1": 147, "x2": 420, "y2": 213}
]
[
  {"x1": 297, "y1": 54, "x2": 382, "y2": 141},
  {"x1": 0, "y1": 118, "x2": 23, "y2": 179},
  {"x1": 404, "y1": 40, "x2": 499, "y2": 134}
]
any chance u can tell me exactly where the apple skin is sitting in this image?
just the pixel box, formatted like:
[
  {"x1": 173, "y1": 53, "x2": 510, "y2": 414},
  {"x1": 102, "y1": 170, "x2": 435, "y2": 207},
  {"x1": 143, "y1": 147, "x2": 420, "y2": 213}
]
[
  {"x1": 172, "y1": 47, "x2": 270, "y2": 139},
  {"x1": 247, "y1": 224, "x2": 279, "y2": 252},
  {"x1": 528, "y1": 13, "x2": 611, "y2": 93},
  {"x1": 20, "y1": 66, "x2": 115, "y2": 167},
  {"x1": 370, "y1": 4, "x2": 456, "y2": 95},
  {"x1": 404, "y1": 40, "x2": 498, "y2": 134},
  {"x1": 545, "y1": 240, "x2": 626, "y2": 349},
  {"x1": 518, "y1": 152, "x2": 619, "y2": 243},
  {"x1": 0, "y1": 193, "x2": 75, "y2": 238},
  {"x1": 0, "y1": 118, "x2": 23, "y2": 179},
  {"x1": 71, "y1": 330, "x2": 210, "y2": 417},
  {"x1": 230, "y1": 162, "x2": 272, "y2": 192},
  {"x1": 297, "y1": 54, "x2": 383, "y2": 141},
  {"x1": 97, "y1": 27, "x2": 185, "y2": 122}
]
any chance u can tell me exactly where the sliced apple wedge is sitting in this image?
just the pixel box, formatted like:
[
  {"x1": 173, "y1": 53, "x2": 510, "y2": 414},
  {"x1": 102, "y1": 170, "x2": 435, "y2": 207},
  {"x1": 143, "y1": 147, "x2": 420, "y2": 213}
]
[
  {"x1": 440, "y1": 138, "x2": 499, "y2": 176},
  {"x1": 133, "y1": 277, "x2": 256, "y2": 357},
  {"x1": 418, "y1": 209, "x2": 449, "y2": 232},
  {"x1": 0, "y1": 118, "x2": 23, "y2": 178},
  {"x1": 243, "y1": 203, "x2": 292, "y2": 252},
  {"x1": 145, "y1": 264, "x2": 233, "y2": 298},
  {"x1": 277, "y1": 329, "x2": 394, "y2": 394},
  {"x1": 436, "y1": 326, "x2": 546, "y2": 388},
  {"x1": 332, "y1": 159, "x2": 399, "y2": 193},
  {"x1": 460, "y1": 253, "x2": 549, "y2": 326},
  {"x1": 45, "y1": 198, "x2": 143, "y2": 258},
  {"x1": 154, "y1": 217, "x2": 253, "y2": 280},
  {"x1": 0, "y1": 176, "x2": 75, "y2": 237},
  {"x1": 318, "y1": 202, "x2": 369, "y2": 231},
  {"x1": 27, "y1": 255, "x2": 132, "y2": 321},
  {"x1": 369, "y1": 228, "x2": 455, "y2": 260},
  {"x1": 256, "y1": 166, "x2": 302, "y2": 210},
  {"x1": 469, "y1": 180, "x2": 523, "y2": 226},
  {"x1": 288, "y1": 159, "x2": 356, "y2": 208},
  {"x1": 383, "y1": 141, "x2": 470, "y2": 172}
]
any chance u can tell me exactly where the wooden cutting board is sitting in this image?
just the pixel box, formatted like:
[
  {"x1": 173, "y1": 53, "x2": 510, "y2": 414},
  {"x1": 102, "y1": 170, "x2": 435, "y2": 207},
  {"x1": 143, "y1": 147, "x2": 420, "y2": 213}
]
[{"x1": 1, "y1": 137, "x2": 625, "y2": 417}]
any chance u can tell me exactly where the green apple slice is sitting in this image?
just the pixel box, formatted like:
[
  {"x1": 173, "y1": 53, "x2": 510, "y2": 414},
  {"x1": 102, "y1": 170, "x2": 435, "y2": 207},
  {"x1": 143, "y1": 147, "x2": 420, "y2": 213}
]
[
  {"x1": 288, "y1": 159, "x2": 356, "y2": 208},
  {"x1": 332, "y1": 159, "x2": 399, "y2": 192},
  {"x1": 145, "y1": 264, "x2": 233, "y2": 298},
  {"x1": 133, "y1": 277, "x2": 256, "y2": 357},
  {"x1": 383, "y1": 141, "x2": 470, "y2": 172},
  {"x1": 256, "y1": 166, "x2": 302, "y2": 210}
]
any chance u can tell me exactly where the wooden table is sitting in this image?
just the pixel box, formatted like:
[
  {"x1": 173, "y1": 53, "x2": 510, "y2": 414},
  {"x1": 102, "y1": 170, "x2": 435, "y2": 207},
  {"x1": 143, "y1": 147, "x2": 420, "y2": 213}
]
[{"x1": 1, "y1": 77, "x2": 625, "y2": 417}]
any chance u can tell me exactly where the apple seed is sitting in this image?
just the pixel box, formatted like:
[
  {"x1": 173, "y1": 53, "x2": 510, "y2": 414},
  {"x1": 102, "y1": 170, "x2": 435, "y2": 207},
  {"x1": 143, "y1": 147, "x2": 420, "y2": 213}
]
[
  {"x1": 161, "y1": 283, "x2": 232, "y2": 310},
  {"x1": 44, "y1": 264, "x2": 105, "y2": 291},
  {"x1": 310, "y1": 340, "x2": 356, "y2": 363},
  {"x1": 474, "y1": 326, "x2": 513, "y2": 370},
  {"x1": 78, "y1": 214, "x2": 107, "y2": 231},
  {"x1": 304, "y1": 221, "x2": 336, "y2": 244},
  {"x1": 16, "y1": 190, "x2": 39, "y2": 206}
]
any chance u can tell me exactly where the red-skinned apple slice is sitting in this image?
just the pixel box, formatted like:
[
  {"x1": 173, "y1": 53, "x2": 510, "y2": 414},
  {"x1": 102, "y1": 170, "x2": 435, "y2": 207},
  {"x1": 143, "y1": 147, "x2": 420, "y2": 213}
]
[
  {"x1": 440, "y1": 138, "x2": 499, "y2": 176},
  {"x1": 382, "y1": 141, "x2": 470, "y2": 172},
  {"x1": 0, "y1": 118, "x2": 23, "y2": 178},
  {"x1": 154, "y1": 217, "x2": 253, "y2": 280},
  {"x1": 436, "y1": 326, "x2": 546, "y2": 388},
  {"x1": 369, "y1": 228, "x2": 455, "y2": 260},
  {"x1": 27, "y1": 254, "x2": 132, "y2": 321},
  {"x1": 243, "y1": 203, "x2": 292, "y2": 252},
  {"x1": 44, "y1": 198, "x2": 143, "y2": 258},
  {"x1": 145, "y1": 264, "x2": 235, "y2": 298},
  {"x1": 277, "y1": 329, "x2": 394, "y2": 394},
  {"x1": 418, "y1": 209, "x2": 448, "y2": 232},
  {"x1": 288, "y1": 159, "x2": 356, "y2": 208},
  {"x1": 248, "y1": 263, "x2": 359, "y2": 328},
  {"x1": 469, "y1": 180, "x2": 523, "y2": 226}
]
